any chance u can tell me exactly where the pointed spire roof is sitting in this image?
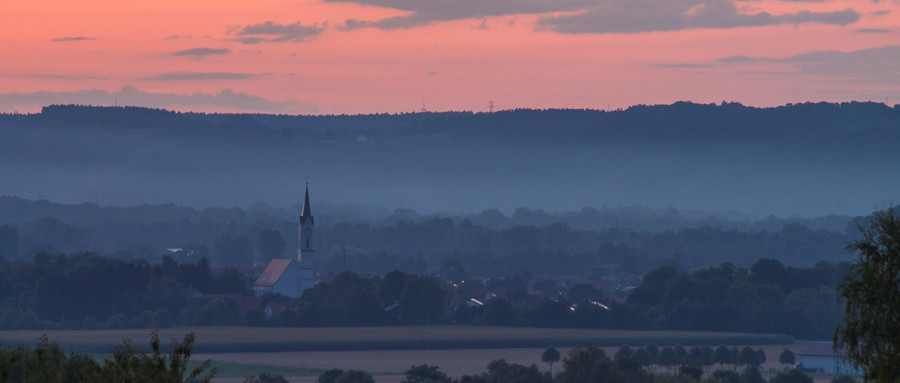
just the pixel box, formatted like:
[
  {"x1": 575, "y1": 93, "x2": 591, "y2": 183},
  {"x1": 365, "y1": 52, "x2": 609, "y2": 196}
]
[{"x1": 300, "y1": 182, "x2": 313, "y2": 223}]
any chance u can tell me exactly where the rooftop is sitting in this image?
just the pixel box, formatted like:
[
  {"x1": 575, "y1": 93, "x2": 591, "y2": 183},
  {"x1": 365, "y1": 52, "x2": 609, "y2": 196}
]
[{"x1": 254, "y1": 258, "x2": 293, "y2": 287}]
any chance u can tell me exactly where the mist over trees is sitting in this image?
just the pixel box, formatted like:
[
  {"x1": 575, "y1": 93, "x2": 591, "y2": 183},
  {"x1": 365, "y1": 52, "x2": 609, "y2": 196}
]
[
  {"x1": 0, "y1": 195, "x2": 864, "y2": 336},
  {"x1": 1, "y1": 101, "x2": 898, "y2": 217},
  {"x1": 0, "y1": 101, "x2": 896, "y2": 364},
  {"x1": 0, "y1": 196, "x2": 858, "y2": 274}
]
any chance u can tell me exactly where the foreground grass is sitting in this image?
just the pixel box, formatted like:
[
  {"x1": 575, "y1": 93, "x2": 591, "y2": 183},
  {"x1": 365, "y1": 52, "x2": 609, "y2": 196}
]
[{"x1": 0, "y1": 326, "x2": 793, "y2": 354}]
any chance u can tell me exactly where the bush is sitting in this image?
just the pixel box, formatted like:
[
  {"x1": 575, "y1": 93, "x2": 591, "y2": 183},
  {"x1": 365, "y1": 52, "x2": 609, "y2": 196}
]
[
  {"x1": 771, "y1": 370, "x2": 814, "y2": 383},
  {"x1": 335, "y1": 370, "x2": 375, "y2": 383},
  {"x1": 404, "y1": 364, "x2": 451, "y2": 383},
  {"x1": 712, "y1": 369, "x2": 740, "y2": 383},
  {"x1": 252, "y1": 373, "x2": 289, "y2": 383},
  {"x1": 317, "y1": 369, "x2": 375, "y2": 383}
]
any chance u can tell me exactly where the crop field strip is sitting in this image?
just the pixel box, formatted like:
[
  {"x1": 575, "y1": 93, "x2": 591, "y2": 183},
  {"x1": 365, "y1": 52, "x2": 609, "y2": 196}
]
[{"x1": 0, "y1": 326, "x2": 792, "y2": 354}]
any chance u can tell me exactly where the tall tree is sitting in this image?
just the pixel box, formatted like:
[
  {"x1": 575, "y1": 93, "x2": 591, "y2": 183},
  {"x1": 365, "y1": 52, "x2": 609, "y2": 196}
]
[
  {"x1": 403, "y1": 364, "x2": 450, "y2": 383},
  {"x1": 738, "y1": 346, "x2": 759, "y2": 368},
  {"x1": 614, "y1": 345, "x2": 634, "y2": 361},
  {"x1": 657, "y1": 346, "x2": 679, "y2": 372},
  {"x1": 632, "y1": 347, "x2": 652, "y2": 372},
  {"x1": 714, "y1": 345, "x2": 732, "y2": 369},
  {"x1": 779, "y1": 348, "x2": 796, "y2": 370},
  {"x1": 834, "y1": 207, "x2": 900, "y2": 381},
  {"x1": 741, "y1": 366, "x2": 766, "y2": 383},
  {"x1": 541, "y1": 346, "x2": 561, "y2": 375}
]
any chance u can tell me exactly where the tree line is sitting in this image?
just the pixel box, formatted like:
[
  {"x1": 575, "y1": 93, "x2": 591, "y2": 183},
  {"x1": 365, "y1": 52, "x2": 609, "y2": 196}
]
[
  {"x1": 0, "y1": 253, "x2": 247, "y2": 330},
  {"x1": 0, "y1": 245, "x2": 845, "y2": 340},
  {"x1": 261, "y1": 257, "x2": 844, "y2": 340},
  {"x1": 0, "y1": 202, "x2": 855, "y2": 279},
  {"x1": 324, "y1": 344, "x2": 823, "y2": 383},
  {"x1": 2, "y1": 336, "x2": 827, "y2": 383}
]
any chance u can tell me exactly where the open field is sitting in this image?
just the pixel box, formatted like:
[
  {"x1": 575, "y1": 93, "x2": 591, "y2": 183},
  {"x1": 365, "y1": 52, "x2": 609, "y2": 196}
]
[{"x1": 0, "y1": 326, "x2": 793, "y2": 354}]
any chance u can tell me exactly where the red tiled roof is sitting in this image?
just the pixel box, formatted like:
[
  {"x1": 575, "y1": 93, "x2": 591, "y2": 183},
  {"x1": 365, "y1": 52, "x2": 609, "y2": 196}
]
[{"x1": 254, "y1": 259, "x2": 293, "y2": 287}]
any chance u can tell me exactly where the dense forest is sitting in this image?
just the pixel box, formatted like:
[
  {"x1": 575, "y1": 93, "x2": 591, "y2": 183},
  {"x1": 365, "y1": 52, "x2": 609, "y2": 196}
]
[
  {"x1": 1, "y1": 102, "x2": 898, "y2": 216},
  {"x1": 0, "y1": 249, "x2": 845, "y2": 340}
]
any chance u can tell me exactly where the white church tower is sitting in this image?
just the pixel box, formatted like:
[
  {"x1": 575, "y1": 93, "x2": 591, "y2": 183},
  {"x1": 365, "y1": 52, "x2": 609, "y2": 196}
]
[
  {"x1": 297, "y1": 183, "x2": 316, "y2": 290},
  {"x1": 252, "y1": 183, "x2": 319, "y2": 297}
]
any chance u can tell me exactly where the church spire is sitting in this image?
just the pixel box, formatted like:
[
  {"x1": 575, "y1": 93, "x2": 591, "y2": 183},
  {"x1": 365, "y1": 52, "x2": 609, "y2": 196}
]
[
  {"x1": 297, "y1": 182, "x2": 316, "y2": 291},
  {"x1": 300, "y1": 181, "x2": 312, "y2": 223}
]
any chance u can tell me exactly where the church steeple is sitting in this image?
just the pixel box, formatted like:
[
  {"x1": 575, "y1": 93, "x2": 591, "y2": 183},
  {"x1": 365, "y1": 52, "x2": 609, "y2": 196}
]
[
  {"x1": 297, "y1": 182, "x2": 316, "y2": 291},
  {"x1": 300, "y1": 183, "x2": 313, "y2": 225}
]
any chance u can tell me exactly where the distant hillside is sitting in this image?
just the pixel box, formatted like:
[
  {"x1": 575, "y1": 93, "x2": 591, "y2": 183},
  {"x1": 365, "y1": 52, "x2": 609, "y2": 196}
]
[{"x1": 1, "y1": 102, "x2": 898, "y2": 217}]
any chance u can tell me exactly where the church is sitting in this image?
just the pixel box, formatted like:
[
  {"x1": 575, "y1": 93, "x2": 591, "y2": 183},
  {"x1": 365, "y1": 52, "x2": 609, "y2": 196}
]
[{"x1": 252, "y1": 185, "x2": 318, "y2": 298}]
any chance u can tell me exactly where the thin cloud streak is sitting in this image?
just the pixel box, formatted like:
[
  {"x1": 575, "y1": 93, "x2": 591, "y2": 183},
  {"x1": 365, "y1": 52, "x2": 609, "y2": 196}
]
[
  {"x1": 332, "y1": 0, "x2": 594, "y2": 29},
  {"x1": 8, "y1": 73, "x2": 110, "y2": 80},
  {"x1": 138, "y1": 72, "x2": 258, "y2": 81},
  {"x1": 50, "y1": 36, "x2": 97, "y2": 42},
  {"x1": 329, "y1": 0, "x2": 860, "y2": 33},
  {"x1": 229, "y1": 21, "x2": 326, "y2": 43},
  {"x1": 537, "y1": 0, "x2": 859, "y2": 34},
  {"x1": 717, "y1": 45, "x2": 900, "y2": 80},
  {"x1": 171, "y1": 47, "x2": 231, "y2": 60}
]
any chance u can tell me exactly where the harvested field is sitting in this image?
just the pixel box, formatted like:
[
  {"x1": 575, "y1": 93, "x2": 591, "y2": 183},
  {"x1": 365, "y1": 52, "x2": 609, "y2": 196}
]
[{"x1": 0, "y1": 326, "x2": 793, "y2": 354}]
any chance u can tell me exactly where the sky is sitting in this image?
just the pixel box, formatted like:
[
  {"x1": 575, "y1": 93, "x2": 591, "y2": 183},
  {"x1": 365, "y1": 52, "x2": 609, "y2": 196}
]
[{"x1": 1, "y1": 0, "x2": 898, "y2": 114}]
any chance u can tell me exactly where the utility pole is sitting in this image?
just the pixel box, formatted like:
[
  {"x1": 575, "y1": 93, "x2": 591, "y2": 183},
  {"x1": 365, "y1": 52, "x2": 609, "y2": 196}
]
[{"x1": 489, "y1": 100, "x2": 495, "y2": 113}]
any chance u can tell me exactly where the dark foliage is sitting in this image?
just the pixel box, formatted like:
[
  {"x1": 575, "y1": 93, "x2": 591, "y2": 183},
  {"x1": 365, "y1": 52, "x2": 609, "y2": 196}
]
[
  {"x1": 403, "y1": 364, "x2": 451, "y2": 383},
  {"x1": 835, "y1": 207, "x2": 900, "y2": 381},
  {"x1": 316, "y1": 369, "x2": 374, "y2": 383},
  {"x1": 459, "y1": 359, "x2": 549, "y2": 383},
  {"x1": 0, "y1": 252, "x2": 247, "y2": 329},
  {"x1": 770, "y1": 370, "x2": 815, "y2": 383},
  {"x1": 0, "y1": 331, "x2": 213, "y2": 383},
  {"x1": 779, "y1": 348, "x2": 796, "y2": 367}
]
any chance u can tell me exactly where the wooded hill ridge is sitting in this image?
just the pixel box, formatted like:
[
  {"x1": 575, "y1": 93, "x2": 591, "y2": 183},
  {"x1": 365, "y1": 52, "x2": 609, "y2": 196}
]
[{"x1": 0, "y1": 102, "x2": 897, "y2": 216}]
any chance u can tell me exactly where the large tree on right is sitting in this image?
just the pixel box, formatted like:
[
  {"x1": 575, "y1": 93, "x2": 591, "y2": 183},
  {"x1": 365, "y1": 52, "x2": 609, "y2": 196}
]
[{"x1": 834, "y1": 207, "x2": 900, "y2": 382}]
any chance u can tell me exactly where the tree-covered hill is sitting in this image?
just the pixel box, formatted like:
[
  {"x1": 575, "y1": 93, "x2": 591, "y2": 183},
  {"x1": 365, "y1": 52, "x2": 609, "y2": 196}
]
[{"x1": 1, "y1": 101, "x2": 897, "y2": 216}]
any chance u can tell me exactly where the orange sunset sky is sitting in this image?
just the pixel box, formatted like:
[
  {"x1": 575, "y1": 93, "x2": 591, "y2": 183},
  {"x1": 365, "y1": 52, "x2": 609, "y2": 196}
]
[{"x1": 1, "y1": 0, "x2": 898, "y2": 114}]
